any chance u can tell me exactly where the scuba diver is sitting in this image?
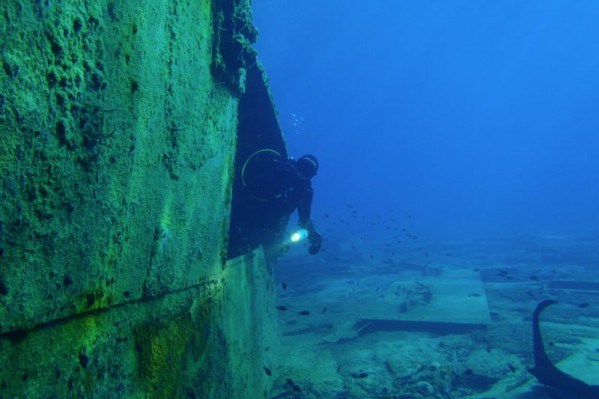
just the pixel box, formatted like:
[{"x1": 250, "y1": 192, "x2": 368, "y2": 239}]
[{"x1": 236, "y1": 149, "x2": 323, "y2": 260}]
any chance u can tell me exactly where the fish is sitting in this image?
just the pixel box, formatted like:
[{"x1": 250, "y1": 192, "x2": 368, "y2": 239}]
[
  {"x1": 577, "y1": 303, "x2": 590, "y2": 308},
  {"x1": 279, "y1": 378, "x2": 302, "y2": 395},
  {"x1": 498, "y1": 271, "x2": 513, "y2": 280},
  {"x1": 298, "y1": 310, "x2": 310, "y2": 316},
  {"x1": 282, "y1": 282, "x2": 288, "y2": 290},
  {"x1": 276, "y1": 306, "x2": 288, "y2": 311},
  {"x1": 529, "y1": 300, "x2": 599, "y2": 398},
  {"x1": 264, "y1": 366, "x2": 272, "y2": 376},
  {"x1": 350, "y1": 372, "x2": 369, "y2": 379}
]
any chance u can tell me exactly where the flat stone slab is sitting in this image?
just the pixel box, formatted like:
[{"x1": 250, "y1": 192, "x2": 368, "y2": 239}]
[
  {"x1": 548, "y1": 280, "x2": 599, "y2": 291},
  {"x1": 325, "y1": 268, "x2": 491, "y2": 324},
  {"x1": 279, "y1": 267, "x2": 491, "y2": 342}
]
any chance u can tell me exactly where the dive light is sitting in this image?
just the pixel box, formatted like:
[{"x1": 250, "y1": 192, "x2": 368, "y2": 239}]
[{"x1": 290, "y1": 229, "x2": 308, "y2": 243}]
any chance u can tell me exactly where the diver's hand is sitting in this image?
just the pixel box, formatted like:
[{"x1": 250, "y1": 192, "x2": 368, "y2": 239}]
[
  {"x1": 300, "y1": 218, "x2": 314, "y2": 232},
  {"x1": 308, "y1": 230, "x2": 322, "y2": 255}
]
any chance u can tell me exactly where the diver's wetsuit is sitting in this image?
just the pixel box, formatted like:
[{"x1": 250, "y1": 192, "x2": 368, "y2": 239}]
[
  {"x1": 262, "y1": 157, "x2": 314, "y2": 226},
  {"x1": 234, "y1": 153, "x2": 321, "y2": 260}
]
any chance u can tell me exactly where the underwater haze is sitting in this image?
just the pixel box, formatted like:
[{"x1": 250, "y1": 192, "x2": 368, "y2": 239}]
[
  {"x1": 254, "y1": 4, "x2": 599, "y2": 398},
  {"x1": 253, "y1": 1, "x2": 599, "y2": 241}
]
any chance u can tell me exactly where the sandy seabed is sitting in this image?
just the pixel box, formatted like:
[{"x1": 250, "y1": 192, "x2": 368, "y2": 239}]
[{"x1": 267, "y1": 235, "x2": 599, "y2": 399}]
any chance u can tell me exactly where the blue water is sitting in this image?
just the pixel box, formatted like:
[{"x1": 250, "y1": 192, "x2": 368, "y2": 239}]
[
  {"x1": 253, "y1": 3, "x2": 599, "y2": 398},
  {"x1": 253, "y1": 1, "x2": 599, "y2": 242}
]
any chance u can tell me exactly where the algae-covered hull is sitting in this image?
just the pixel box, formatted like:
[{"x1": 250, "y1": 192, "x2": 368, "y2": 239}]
[{"x1": 1, "y1": 0, "x2": 281, "y2": 397}]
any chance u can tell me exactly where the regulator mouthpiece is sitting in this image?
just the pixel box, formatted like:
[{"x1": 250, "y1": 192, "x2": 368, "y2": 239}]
[{"x1": 290, "y1": 229, "x2": 308, "y2": 243}]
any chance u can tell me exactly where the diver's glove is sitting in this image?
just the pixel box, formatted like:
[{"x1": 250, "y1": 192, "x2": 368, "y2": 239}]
[
  {"x1": 300, "y1": 219, "x2": 322, "y2": 255},
  {"x1": 308, "y1": 230, "x2": 322, "y2": 255}
]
